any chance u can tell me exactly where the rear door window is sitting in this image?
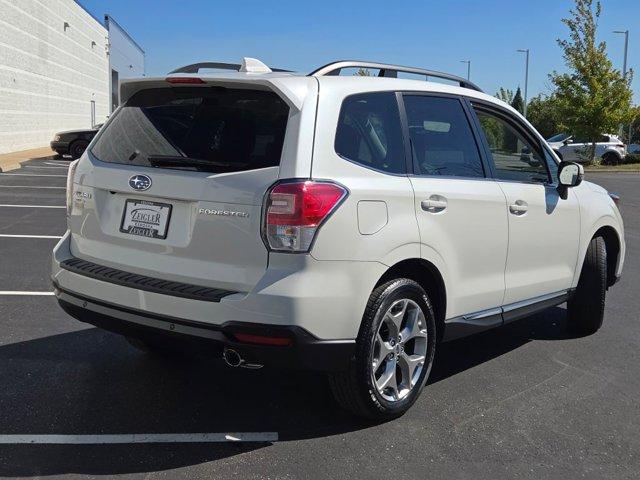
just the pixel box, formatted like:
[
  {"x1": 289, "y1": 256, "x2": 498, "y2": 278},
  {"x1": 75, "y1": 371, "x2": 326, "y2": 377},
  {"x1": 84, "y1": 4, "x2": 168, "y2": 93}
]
[
  {"x1": 335, "y1": 92, "x2": 406, "y2": 174},
  {"x1": 91, "y1": 87, "x2": 289, "y2": 173},
  {"x1": 403, "y1": 95, "x2": 485, "y2": 178}
]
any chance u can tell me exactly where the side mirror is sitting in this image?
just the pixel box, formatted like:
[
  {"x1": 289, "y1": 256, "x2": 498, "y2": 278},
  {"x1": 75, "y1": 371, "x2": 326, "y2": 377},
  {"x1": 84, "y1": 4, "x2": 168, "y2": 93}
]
[
  {"x1": 563, "y1": 138, "x2": 573, "y2": 145},
  {"x1": 557, "y1": 161, "x2": 583, "y2": 199}
]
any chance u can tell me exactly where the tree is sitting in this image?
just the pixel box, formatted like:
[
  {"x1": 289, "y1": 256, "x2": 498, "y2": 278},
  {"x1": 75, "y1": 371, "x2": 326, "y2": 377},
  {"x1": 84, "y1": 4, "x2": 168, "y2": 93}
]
[
  {"x1": 355, "y1": 68, "x2": 371, "y2": 76},
  {"x1": 626, "y1": 106, "x2": 640, "y2": 144},
  {"x1": 527, "y1": 94, "x2": 564, "y2": 139},
  {"x1": 550, "y1": 0, "x2": 634, "y2": 163},
  {"x1": 511, "y1": 87, "x2": 524, "y2": 114},
  {"x1": 495, "y1": 87, "x2": 514, "y2": 104}
]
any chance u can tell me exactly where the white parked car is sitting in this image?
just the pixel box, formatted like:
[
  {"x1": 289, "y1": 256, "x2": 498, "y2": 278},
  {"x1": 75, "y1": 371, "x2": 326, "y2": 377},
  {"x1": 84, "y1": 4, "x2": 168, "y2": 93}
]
[
  {"x1": 52, "y1": 58, "x2": 625, "y2": 419},
  {"x1": 547, "y1": 133, "x2": 627, "y2": 164}
]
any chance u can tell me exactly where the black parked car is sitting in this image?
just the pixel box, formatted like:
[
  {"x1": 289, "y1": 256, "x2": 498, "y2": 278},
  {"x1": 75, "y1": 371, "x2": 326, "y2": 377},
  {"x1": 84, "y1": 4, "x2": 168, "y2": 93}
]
[{"x1": 50, "y1": 124, "x2": 102, "y2": 159}]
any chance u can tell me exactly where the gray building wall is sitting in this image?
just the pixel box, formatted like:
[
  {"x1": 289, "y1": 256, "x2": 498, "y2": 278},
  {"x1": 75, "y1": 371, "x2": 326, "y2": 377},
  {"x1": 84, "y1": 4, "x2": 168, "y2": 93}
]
[
  {"x1": 0, "y1": 0, "x2": 110, "y2": 154},
  {"x1": 105, "y1": 15, "x2": 145, "y2": 113}
]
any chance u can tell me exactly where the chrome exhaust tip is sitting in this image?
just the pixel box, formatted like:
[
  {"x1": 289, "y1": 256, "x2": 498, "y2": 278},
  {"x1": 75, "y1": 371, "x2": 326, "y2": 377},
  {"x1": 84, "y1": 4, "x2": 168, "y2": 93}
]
[
  {"x1": 222, "y1": 347, "x2": 264, "y2": 369},
  {"x1": 223, "y1": 348, "x2": 242, "y2": 368}
]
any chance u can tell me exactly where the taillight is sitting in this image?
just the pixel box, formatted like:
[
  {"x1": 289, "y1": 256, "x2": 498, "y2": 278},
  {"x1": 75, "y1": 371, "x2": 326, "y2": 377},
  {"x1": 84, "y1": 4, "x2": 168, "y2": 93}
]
[
  {"x1": 66, "y1": 159, "x2": 79, "y2": 216},
  {"x1": 263, "y1": 180, "x2": 347, "y2": 252},
  {"x1": 165, "y1": 77, "x2": 205, "y2": 84}
]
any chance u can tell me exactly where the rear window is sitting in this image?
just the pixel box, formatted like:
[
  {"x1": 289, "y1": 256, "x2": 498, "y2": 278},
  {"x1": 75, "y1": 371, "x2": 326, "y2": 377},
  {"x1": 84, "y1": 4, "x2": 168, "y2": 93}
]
[{"x1": 91, "y1": 87, "x2": 289, "y2": 173}]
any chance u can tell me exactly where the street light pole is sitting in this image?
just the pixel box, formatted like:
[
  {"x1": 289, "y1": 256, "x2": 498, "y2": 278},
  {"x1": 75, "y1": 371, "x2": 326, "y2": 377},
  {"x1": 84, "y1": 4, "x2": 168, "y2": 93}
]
[
  {"x1": 460, "y1": 60, "x2": 471, "y2": 80},
  {"x1": 614, "y1": 30, "x2": 630, "y2": 142},
  {"x1": 517, "y1": 49, "x2": 529, "y2": 118}
]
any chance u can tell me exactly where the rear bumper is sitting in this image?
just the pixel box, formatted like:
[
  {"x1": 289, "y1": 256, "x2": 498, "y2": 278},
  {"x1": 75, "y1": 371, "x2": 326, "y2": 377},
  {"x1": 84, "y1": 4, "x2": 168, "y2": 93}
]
[
  {"x1": 54, "y1": 284, "x2": 354, "y2": 371},
  {"x1": 52, "y1": 231, "x2": 386, "y2": 369},
  {"x1": 50, "y1": 141, "x2": 70, "y2": 154}
]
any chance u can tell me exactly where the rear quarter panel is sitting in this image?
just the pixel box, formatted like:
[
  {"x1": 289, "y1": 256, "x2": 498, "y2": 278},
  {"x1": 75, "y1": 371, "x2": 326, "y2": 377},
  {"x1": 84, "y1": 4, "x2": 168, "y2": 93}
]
[{"x1": 309, "y1": 81, "x2": 420, "y2": 268}]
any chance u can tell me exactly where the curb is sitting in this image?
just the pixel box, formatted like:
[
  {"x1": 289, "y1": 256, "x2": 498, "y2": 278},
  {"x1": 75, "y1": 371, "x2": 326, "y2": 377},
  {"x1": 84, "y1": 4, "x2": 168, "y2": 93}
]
[
  {"x1": 0, "y1": 147, "x2": 57, "y2": 173},
  {"x1": 0, "y1": 162, "x2": 22, "y2": 173}
]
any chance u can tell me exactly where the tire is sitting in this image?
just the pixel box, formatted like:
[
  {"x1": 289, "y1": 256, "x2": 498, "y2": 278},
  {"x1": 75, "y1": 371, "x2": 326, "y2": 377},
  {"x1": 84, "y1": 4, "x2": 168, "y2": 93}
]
[
  {"x1": 69, "y1": 140, "x2": 89, "y2": 159},
  {"x1": 601, "y1": 152, "x2": 619, "y2": 166},
  {"x1": 328, "y1": 279, "x2": 437, "y2": 419},
  {"x1": 566, "y1": 236, "x2": 607, "y2": 335}
]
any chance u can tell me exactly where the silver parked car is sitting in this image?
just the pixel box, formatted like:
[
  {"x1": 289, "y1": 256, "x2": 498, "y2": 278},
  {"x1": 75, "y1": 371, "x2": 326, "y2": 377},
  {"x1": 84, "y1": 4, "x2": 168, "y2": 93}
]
[{"x1": 547, "y1": 133, "x2": 627, "y2": 164}]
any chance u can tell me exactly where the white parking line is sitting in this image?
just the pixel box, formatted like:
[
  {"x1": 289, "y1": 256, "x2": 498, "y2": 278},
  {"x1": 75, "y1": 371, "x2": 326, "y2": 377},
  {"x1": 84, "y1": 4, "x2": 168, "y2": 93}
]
[
  {"x1": 0, "y1": 234, "x2": 62, "y2": 239},
  {"x1": 44, "y1": 162, "x2": 71, "y2": 166},
  {"x1": 0, "y1": 185, "x2": 65, "y2": 189},
  {"x1": 0, "y1": 173, "x2": 67, "y2": 177},
  {"x1": 0, "y1": 432, "x2": 278, "y2": 444},
  {"x1": 23, "y1": 166, "x2": 69, "y2": 170},
  {"x1": 0, "y1": 204, "x2": 65, "y2": 208},
  {"x1": 0, "y1": 291, "x2": 54, "y2": 296}
]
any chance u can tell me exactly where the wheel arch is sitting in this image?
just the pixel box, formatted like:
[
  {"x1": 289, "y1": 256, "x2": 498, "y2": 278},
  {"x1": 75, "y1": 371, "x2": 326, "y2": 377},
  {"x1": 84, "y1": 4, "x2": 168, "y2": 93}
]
[
  {"x1": 376, "y1": 258, "x2": 447, "y2": 342},
  {"x1": 576, "y1": 221, "x2": 622, "y2": 288},
  {"x1": 602, "y1": 148, "x2": 623, "y2": 160},
  {"x1": 593, "y1": 225, "x2": 621, "y2": 287}
]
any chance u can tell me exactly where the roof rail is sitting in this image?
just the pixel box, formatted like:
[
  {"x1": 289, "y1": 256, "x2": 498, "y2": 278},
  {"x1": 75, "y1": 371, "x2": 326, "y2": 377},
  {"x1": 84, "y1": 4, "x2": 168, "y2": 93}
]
[
  {"x1": 169, "y1": 58, "x2": 291, "y2": 75},
  {"x1": 309, "y1": 61, "x2": 483, "y2": 92}
]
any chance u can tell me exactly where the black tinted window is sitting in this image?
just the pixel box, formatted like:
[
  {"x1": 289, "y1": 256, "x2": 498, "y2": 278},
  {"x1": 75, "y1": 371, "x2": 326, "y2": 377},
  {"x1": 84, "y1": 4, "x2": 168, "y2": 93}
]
[
  {"x1": 91, "y1": 87, "x2": 289, "y2": 173},
  {"x1": 474, "y1": 108, "x2": 549, "y2": 183},
  {"x1": 545, "y1": 148, "x2": 559, "y2": 182},
  {"x1": 403, "y1": 96, "x2": 484, "y2": 178},
  {"x1": 335, "y1": 92, "x2": 405, "y2": 174}
]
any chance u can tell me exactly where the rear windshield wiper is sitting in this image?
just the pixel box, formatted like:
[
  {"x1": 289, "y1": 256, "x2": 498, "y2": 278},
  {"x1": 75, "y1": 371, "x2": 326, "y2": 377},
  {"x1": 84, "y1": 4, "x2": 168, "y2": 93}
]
[{"x1": 147, "y1": 156, "x2": 248, "y2": 170}]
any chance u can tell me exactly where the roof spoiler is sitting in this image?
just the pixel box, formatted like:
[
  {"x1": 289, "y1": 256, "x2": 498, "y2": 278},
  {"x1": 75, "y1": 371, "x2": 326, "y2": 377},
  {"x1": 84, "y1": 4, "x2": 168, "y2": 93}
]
[{"x1": 169, "y1": 57, "x2": 291, "y2": 75}]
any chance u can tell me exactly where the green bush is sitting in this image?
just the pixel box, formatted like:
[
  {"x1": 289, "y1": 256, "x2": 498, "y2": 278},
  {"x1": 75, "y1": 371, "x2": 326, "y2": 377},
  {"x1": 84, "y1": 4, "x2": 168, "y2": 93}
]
[{"x1": 624, "y1": 154, "x2": 640, "y2": 164}]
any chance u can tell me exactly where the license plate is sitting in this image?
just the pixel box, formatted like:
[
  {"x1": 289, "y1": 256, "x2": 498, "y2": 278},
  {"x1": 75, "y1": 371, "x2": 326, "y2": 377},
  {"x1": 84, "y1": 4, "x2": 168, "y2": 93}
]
[{"x1": 120, "y1": 199, "x2": 172, "y2": 239}]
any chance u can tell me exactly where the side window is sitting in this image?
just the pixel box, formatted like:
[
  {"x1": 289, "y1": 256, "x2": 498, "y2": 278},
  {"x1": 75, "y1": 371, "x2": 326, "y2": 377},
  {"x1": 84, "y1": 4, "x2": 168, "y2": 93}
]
[
  {"x1": 403, "y1": 95, "x2": 485, "y2": 178},
  {"x1": 544, "y1": 149, "x2": 559, "y2": 183},
  {"x1": 474, "y1": 108, "x2": 550, "y2": 183},
  {"x1": 335, "y1": 92, "x2": 405, "y2": 174}
]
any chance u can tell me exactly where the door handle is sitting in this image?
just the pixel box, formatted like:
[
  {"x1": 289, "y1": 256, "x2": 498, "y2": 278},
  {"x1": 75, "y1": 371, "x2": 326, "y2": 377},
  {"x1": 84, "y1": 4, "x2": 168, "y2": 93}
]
[
  {"x1": 421, "y1": 195, "x2": 447, "y2": 213},
  {"x1": 509, "y1": 200, "x2": 528, "y2": 215}
]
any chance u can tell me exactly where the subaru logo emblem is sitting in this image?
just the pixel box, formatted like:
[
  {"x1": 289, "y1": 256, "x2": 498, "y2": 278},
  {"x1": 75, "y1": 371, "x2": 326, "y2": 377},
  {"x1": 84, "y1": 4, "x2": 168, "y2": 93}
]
[{"x1": 129, "y1": 174, "x2": 152, "y2": 191}]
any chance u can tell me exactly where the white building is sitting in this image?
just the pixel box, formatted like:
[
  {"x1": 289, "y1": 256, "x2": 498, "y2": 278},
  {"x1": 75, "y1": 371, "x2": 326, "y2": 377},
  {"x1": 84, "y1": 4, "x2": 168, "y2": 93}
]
[
  {"x1": 0, "y1": 1, "x2": 144, "y2": 154},
  {"x1": 105, "y1": 14, "x2": 145, "y2": 113}
]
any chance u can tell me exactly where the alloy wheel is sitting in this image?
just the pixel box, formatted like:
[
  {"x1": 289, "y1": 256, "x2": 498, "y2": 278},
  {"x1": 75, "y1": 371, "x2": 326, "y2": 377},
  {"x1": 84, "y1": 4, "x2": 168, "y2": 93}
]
[{"x1": 371, "y1": 298, "x2": 428, "y2": 402}]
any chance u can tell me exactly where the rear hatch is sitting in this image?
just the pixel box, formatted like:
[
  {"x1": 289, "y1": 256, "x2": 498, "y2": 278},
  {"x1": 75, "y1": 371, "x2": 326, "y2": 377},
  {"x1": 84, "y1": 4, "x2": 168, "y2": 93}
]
[{"x1": 69, "y1": 78, "x2": 308, "y2": 293}]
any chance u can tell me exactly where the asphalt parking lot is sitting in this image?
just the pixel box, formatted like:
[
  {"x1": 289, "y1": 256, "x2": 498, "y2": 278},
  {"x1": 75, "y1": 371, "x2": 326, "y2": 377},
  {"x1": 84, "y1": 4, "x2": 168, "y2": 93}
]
[{"x1": 0, "y1": 158, "x2": 638, "y2": 479}]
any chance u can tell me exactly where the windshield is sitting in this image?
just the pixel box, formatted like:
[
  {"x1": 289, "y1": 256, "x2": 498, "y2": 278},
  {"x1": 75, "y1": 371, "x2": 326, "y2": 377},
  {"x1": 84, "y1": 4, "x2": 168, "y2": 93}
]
[
  {"x1": 547, "y1": 133, "x2": 569, "y2": 142},
  {"x1": 91, "y1": 87, "x2": 289, "y2": 173}
]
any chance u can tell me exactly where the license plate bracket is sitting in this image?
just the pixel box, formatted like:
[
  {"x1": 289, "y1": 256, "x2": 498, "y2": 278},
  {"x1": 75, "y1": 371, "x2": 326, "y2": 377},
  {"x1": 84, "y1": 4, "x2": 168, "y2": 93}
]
[{"x1": 120, "y1": 199, "x2": 172, "y2": 239}]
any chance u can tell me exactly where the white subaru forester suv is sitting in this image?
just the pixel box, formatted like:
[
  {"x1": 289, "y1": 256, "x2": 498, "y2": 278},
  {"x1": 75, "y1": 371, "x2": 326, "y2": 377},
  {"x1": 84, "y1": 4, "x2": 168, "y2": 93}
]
[{"x1": 52, "y1": 58, "x2": 625, "y2": 419}]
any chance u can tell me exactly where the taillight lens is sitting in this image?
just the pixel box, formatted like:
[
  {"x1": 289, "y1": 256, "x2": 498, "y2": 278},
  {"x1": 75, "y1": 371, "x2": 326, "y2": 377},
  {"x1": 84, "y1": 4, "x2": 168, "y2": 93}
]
[
  {"x1": 264, "y1": 180, "x2": 347, "y2": 252},
  {"x1": 66, "y1": 159, "x2": 79, "y2": 216}
]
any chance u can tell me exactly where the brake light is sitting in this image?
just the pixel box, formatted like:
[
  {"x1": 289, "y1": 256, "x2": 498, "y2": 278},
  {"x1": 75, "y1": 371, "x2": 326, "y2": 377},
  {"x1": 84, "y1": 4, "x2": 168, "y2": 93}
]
[
  {"x1": 66, "y1": 159, "x2": 79, "y2": 216},
  {"x1": 264, "y1": 180, "x2": 347, "y2": 252},
  {"x1": 165, "y1": 77, "x2": 205, "y2": 84}
]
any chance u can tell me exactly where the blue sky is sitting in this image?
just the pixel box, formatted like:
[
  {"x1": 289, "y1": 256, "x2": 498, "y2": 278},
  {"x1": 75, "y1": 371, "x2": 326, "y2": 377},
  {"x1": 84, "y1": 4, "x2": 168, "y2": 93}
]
[{"x1": 80, "y1": 0, "x2": 639, "y2": 102}]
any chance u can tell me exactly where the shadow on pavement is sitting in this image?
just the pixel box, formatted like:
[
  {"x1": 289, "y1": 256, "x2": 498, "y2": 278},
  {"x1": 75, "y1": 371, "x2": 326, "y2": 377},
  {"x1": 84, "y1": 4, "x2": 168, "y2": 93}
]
[{"x1": 0, "y1": 306, "x2": 577, "y2": 476}]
